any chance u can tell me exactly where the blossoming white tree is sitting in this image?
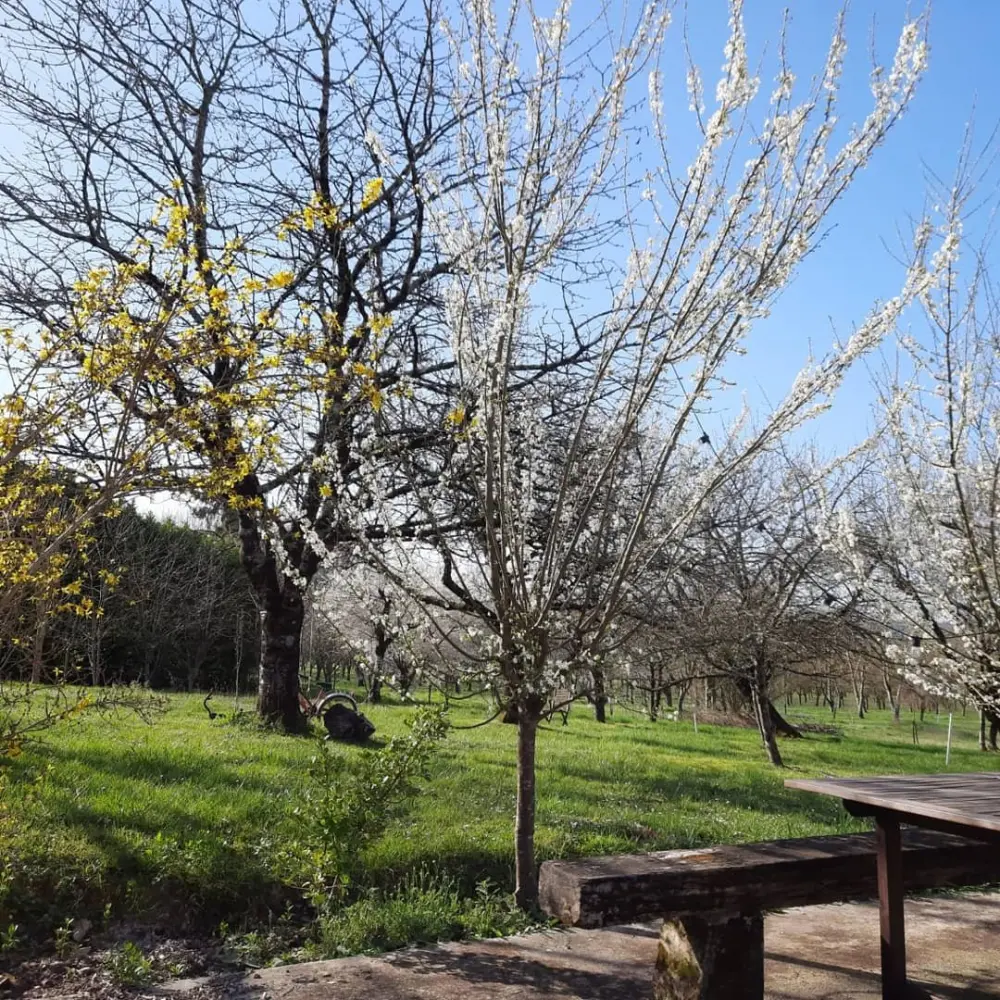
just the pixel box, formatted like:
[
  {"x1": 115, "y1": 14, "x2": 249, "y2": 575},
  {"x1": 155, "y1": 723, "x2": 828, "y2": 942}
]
[
  {"x1": 371, "y1": 0, "x2": 938, "y2": 904},
  {"x1": 847, "y1": 158, "x2": 1000, "y2": 746}
]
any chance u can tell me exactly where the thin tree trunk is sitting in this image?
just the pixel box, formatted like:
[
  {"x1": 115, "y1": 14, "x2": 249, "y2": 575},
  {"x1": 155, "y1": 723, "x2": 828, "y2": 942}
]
[
  {"x1": 370, "y1": 594, "x2": 390, "y2": 704},
  {"x1": 514, "y1": 697, "x2": 542, "y2": 909},
  {"x1": 30, "y1": 611, "x2": 48, "y2": 684},
  {"x1": 852, "y1": 674, "x2": 866, "y2": 718},
  {"x1": 592, "y1": 666, "x2": 607, "y2": 723},
  {"x1": 751, "y1": 681, "x2": 783, "y2": 767},
  {"x1": 882, "y1": 670, "x2": 901, "y2": 723}
]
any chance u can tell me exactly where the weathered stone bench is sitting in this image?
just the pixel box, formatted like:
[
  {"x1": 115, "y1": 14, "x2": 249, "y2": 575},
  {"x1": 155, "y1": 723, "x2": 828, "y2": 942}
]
[{"x1": 538, "y1": 829, "x2": 999, "y2": 999}]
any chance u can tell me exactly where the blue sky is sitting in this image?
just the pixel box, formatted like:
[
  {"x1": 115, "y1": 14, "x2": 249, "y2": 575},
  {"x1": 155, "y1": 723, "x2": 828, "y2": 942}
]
[
  {"x1": 1, "y1": 0, "x2": 991, "y2": 470},
  {"x1": 668, "y1": 0, "x2": 1000, "y2": 451}
]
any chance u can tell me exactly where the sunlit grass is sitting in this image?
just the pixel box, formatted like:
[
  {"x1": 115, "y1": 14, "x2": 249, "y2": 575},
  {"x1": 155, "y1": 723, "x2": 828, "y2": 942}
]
[{"x1": 2, "y1": 687, "x2": 993, "y2": 945}]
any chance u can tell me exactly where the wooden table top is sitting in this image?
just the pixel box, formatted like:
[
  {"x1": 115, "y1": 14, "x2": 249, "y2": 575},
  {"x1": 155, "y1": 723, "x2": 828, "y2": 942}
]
[{"x1": 785, "y1": 772, "x2": 1000, "y2": 837}]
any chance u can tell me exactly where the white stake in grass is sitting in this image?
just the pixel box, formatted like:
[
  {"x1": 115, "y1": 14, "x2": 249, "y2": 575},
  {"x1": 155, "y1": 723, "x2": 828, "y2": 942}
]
[{"x1": 946, "y1": 712, "x2": 954, "y2": 766}]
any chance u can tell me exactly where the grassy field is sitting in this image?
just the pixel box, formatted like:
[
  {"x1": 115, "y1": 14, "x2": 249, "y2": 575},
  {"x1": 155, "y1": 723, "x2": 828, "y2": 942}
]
[{"x1": 1, "y1": 690, "x2": 995, "y2": 959}]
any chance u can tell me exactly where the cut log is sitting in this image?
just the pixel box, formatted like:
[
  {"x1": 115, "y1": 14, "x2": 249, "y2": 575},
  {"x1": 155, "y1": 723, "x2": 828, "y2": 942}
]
[{"x1": 539, "y1": 828, "x2": 999, "y2": 928}]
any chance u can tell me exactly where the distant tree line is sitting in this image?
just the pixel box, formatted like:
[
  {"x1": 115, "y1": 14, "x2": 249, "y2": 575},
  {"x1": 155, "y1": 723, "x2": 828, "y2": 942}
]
[{"x1": 2, "y1": 503, "x2": 259, "y2": 693}]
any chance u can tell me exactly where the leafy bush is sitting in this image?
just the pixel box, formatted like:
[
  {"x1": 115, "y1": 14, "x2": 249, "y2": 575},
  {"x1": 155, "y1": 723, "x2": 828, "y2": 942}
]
[{"x1": 281, "y1": 706, "x2": 449, "y2": 912}]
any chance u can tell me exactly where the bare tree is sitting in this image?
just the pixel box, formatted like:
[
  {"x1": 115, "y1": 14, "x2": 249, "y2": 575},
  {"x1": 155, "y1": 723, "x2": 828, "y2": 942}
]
[{"x1": 662, "y1": 454, "x2": 872, "y2": 765}]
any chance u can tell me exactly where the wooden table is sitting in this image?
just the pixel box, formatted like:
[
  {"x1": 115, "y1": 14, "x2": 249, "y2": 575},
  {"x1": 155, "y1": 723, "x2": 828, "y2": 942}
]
[{"x1": 786, "y1": 773, "x2": 1000, "y2": 1000}]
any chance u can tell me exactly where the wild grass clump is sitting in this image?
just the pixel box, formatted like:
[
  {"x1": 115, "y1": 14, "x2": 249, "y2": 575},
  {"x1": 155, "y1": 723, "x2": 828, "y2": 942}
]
[{"x1": 315, "y1": 867, "x2": 536, "y2": 957}]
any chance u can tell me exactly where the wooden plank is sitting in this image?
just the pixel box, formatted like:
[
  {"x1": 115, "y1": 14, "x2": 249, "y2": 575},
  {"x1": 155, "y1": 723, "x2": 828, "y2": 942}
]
[
  {"x1": 785, "y1": 773, "x2": 1000, "y2": 837},
  {"x1": 538, "y1": 830, "x2": 999, "y2": 928}
]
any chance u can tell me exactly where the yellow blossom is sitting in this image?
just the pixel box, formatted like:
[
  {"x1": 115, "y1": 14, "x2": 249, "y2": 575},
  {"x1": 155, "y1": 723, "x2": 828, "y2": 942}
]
[
  {"x1": 361, "y1": 178, "x2": 384, "y2": 211},
  {"x1": 268, "y1": 270, "x2": 295, "y2": 289}
]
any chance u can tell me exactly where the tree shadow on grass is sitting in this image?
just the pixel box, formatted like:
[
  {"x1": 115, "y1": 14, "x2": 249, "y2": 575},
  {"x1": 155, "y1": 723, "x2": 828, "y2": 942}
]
[
  {"x1": 35, "y1": 740, "x2": 297, "y2": 796},
  {"x1": 549, "y1": 759, "x2": 850, "y2": 831}
]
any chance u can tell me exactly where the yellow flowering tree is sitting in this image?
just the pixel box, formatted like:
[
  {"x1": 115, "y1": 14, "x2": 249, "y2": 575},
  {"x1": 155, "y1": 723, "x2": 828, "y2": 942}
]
[
  {"x1": 60, "y1": 191, "x2": 407, "y2": 726},
  {"x1": 0, "y1": 323, "x2": 148, "y2": 640},
  {"x1": 0, "y1": 303, "x2": 159, "y2": 755},
  {"x1": 0, "y1": 0, "x2": 463, "y2": 729}
]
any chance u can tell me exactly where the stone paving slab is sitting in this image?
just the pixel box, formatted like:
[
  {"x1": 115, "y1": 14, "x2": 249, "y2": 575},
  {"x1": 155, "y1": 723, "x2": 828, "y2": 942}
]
[{"x1": 174, "y1": 891, "x2": 1000, "y2": 999}]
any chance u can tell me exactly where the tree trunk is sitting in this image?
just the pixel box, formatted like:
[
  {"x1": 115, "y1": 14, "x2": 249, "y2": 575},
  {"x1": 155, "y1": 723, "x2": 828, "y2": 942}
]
[
  {"x1": 735, "y1": 676, "x2": 800, "y2": 738},
  {"x1": 236, "y1": 501, "x2": 312, "y2": 732},
  {"x1": 750, "y1": 680, "x2": 783, "y2": 767},
  {"x1": 980, "y1": 707, "x2": 988, "y2": 751},
  {"x1": 370, "y1": 602, "x2": 390, "y2": 704},
  {"x1": 852, "y1": 673, "x2": 866, "y2": 718},
  {"x1": 769, "y1": 700, "x2": 802, "y2": 738},
  {"x1": 882, "y1": 670, "x2": 901, "y2": 723},
  {"x1": 256, "y1": 585, "x2": 307, "y2": 732},
  {"x1": 514, "y1": 697, "x2": 542, "y2": 909},
  {"x1": 592, "y1": 667, "x2": 607, "y2": 723}
]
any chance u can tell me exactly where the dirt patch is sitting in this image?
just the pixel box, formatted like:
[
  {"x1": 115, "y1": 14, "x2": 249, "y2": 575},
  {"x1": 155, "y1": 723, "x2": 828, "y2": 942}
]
[{"x1": 6, "y1": 892, "x2": 1000, "y2": 999}]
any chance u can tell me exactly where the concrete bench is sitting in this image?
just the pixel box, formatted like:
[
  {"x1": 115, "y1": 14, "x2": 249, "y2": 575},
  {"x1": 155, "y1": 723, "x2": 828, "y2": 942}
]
[{"x1": 538, "y1": 829, "x2": 999, "y2": 999}]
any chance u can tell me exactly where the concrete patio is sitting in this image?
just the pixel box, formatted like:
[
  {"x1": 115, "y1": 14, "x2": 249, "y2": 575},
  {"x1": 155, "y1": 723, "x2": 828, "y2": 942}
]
[{"x1": 218, "y1": 891, "x2": 1000, "y2": 999}]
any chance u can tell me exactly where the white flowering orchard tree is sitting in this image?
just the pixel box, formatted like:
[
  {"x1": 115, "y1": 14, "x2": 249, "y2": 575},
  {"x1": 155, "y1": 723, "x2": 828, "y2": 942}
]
[
  {"x1": 848, "y1": 167, "x2": 1000, "y2": 746},
  {"x1": 308, "y1": 564, "x2": 428, "y2": 701},
  {"x1": 370, "y1": 0, "x2": 938, "y2": 905}
]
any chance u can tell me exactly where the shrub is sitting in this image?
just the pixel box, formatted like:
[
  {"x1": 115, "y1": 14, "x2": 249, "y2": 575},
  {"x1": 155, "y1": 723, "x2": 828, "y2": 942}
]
[{"x1": 280, "y1": 706, "x2": 449, "y2": 913}]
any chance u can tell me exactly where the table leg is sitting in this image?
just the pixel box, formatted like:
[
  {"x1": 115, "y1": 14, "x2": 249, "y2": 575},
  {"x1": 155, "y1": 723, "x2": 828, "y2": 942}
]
[{"x1": 875, "y1": 812, "x2": 907, "y2": 999}]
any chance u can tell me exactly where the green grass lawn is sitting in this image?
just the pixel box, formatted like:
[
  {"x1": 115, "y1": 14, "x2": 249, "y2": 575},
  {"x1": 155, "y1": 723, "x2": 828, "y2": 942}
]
[{"x1": 1, "y1": 690, "x2": 995, "y2": 955}]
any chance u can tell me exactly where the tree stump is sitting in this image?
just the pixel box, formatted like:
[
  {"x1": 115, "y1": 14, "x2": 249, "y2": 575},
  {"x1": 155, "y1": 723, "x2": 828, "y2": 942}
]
[{"x1": 654, "y1": 912, "x2": 763, "y2": 1000}]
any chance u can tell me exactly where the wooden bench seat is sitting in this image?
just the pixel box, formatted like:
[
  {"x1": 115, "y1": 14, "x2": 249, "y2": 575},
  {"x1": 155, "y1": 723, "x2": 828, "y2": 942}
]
[{"x1": 538, "y1": 829, "x2": 999, "y2": 999}]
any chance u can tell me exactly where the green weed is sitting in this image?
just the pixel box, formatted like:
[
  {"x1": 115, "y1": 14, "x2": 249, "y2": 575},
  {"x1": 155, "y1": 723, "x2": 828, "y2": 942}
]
[{"x1": 105, "y1": 940, "x2": 154, "y2": 985}]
